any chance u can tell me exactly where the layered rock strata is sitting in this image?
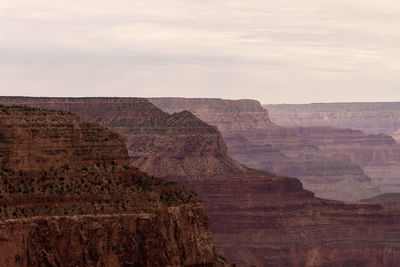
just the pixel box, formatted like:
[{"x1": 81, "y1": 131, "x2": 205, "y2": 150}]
[
  {"x1": 0, "y1": 97, "x2": 249, "y2": 179},
  {"x1": 264, "y1": 102, "x2": 400, "y2": 136},
  {"x1": 3, "y1": 97, "x2": 400, "y2": 266},
  {"x1": 0, "y1": 105, "x2": 220, "y2": 266},
  {"x1": 151, "y1": 98, "x2": 391, "y2": 200},
  {"x1": 362, "y1": 193, "x2": 400, "y2": 210},
  {"x1": 265, "y1": 102, "x2": 400, "y2": 193}
]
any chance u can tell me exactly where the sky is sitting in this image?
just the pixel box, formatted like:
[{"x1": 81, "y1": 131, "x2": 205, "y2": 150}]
[{"x1": 0, "y1": 0, "x2": 399, "y2": 104}]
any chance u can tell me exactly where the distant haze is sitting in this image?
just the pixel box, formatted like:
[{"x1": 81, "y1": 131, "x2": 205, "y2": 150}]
[{"x1": 1, "y1": 0, "x2": 400, "y2": 104}]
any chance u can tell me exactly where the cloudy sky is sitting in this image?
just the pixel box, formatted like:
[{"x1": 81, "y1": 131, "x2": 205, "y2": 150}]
[{"x1": 1, "y1": 0, "x2": 399, "y2": 103}]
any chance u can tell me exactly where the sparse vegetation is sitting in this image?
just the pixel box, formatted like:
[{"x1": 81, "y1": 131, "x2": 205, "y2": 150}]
[{"x1": 0, "y1": 166, "x2": 197, "y2": 220}]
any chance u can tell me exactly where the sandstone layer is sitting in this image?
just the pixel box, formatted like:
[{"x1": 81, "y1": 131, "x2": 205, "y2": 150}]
[
  {"x1": 4, "y1": 97, "x2": 400, "y2": 266},
  {"x1": 0, "y1": 105, "x2": 220, "y2": 267}
]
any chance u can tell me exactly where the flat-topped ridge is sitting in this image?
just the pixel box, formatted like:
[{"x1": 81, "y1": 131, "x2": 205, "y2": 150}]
[{"x1": 151, "y1": 97, "x2": 265, "y2": 113}]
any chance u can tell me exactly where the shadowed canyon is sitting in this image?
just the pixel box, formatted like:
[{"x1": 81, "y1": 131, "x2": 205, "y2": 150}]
[{"x1": 2, "y1": 97, "x2": 400, "y2": 266}]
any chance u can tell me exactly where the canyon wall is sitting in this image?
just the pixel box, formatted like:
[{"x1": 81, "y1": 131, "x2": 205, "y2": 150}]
[
  {"x1": 0, "y1": 105, "x2": 220, "y2": 266},
  {"x1": 152, "y1": 97, "x2": 400, "y2": 200},
  {"x1": 3, "y1": 97, "x2": 400, "y2": 266},
  {"x1": 362, "y1": 193, "x2": 400, "y2": 210},
  {"x1": 265, "y1": 102, "x2": 400, "y2": 193},
  {"x1": 264, "y1": 102, "x2": 400, "y2": 136},
  {"x1": 0, "y1": 97, "x2": 249, "y2": 179}
]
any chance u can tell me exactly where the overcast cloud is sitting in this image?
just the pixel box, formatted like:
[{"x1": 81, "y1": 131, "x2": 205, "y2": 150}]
[{"x1": 0, "y1": 0, "x2": 399, "y2": 103}]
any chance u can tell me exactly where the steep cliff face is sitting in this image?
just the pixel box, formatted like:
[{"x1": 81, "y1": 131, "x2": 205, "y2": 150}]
[
  {"x1": 115, "y1": 110, "x2": 249, "y2": 179},
  {"x1": 0, "y1": 105, "x2": 220, "y2": 266},
  {"x1": 151, "y1": 97, "x2": 387, "y2": 201},
  {"x1": 0, "y1": 97, "x2": 248, "y2": 179},
  {"x1": 4, "y1": 97, "x2": 400, "y2": 266},
  {"x1": 153, "y1": 98, "x2": 303, "y2": 148},
  {"x1": 0, "y1": 106, "x2": 129, "y2": 172},
  {"x1": 153, "y1": 98, "x2": 276, "y2": 132}
]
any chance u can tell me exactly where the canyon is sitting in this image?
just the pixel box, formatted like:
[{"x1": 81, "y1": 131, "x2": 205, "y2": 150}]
[
  {"x1": 0, "y1": 105, "x2": 221, "y2": 266},
  {"x1": 151, "y1": 97, "x2": 400, "y2": 200},
  {"x1": 264, "y1": 102, "x2": 400, "y2": 136},
  {"x1": 265, "y1": 102, "x2": 400, "y2": 194},
  {"x1": 362, "y1": 193, "x2": 400, "y2": 211},
  {"x1": 3, "y1": 97, "x2": 400, "y2": 266}
]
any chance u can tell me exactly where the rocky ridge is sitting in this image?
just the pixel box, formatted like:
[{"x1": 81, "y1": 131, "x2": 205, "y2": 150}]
[
  {"x1": 3, "y1": 97, "x2": 400, "y2": 266},
  {"x1": 0, "y1": 105, "x2": 220, "y2": 266}
]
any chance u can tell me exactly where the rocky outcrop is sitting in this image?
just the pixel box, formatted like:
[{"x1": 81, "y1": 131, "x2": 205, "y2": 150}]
[
  {"x1": 4, "y1": 97, "x2": 400, "y2": 266},
  {"x1": 0, "y1": 105, "x2": 220, "y2": 266}
]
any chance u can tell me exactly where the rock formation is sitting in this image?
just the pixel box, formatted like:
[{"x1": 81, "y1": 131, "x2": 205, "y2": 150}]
[
  {"x1": 264, "y1": 102, "x2": 400, "y2": 136},
  {"x1": 0, "y1": 105, "x2": 221, "y2": 266},
  {"x1": 264, "y1": 102, "x2": 400, "y2": 194},
  {"x1": 151, "y1": 97, "x2": 391, "y2": 200},
  {"x1": 3, "y1": 97, "x2": 400, "y2": 266},
  {"x1": 362, "y1": 193, "x2": 400, "y2": 210},
  {"x1": 0, "y1": 97, "x2": 249, "y2": 179}
]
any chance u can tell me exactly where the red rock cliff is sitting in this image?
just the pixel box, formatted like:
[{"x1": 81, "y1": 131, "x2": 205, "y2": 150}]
[
  {"x1": 0, "y1": 97, "x2": 249, "y2": 179},
  {"x1": 3, "y1": 97, "x2": 400, "y2": 266},
  {"x1": 0, "y1": 105, "x2": 221, "y2": 267}
]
